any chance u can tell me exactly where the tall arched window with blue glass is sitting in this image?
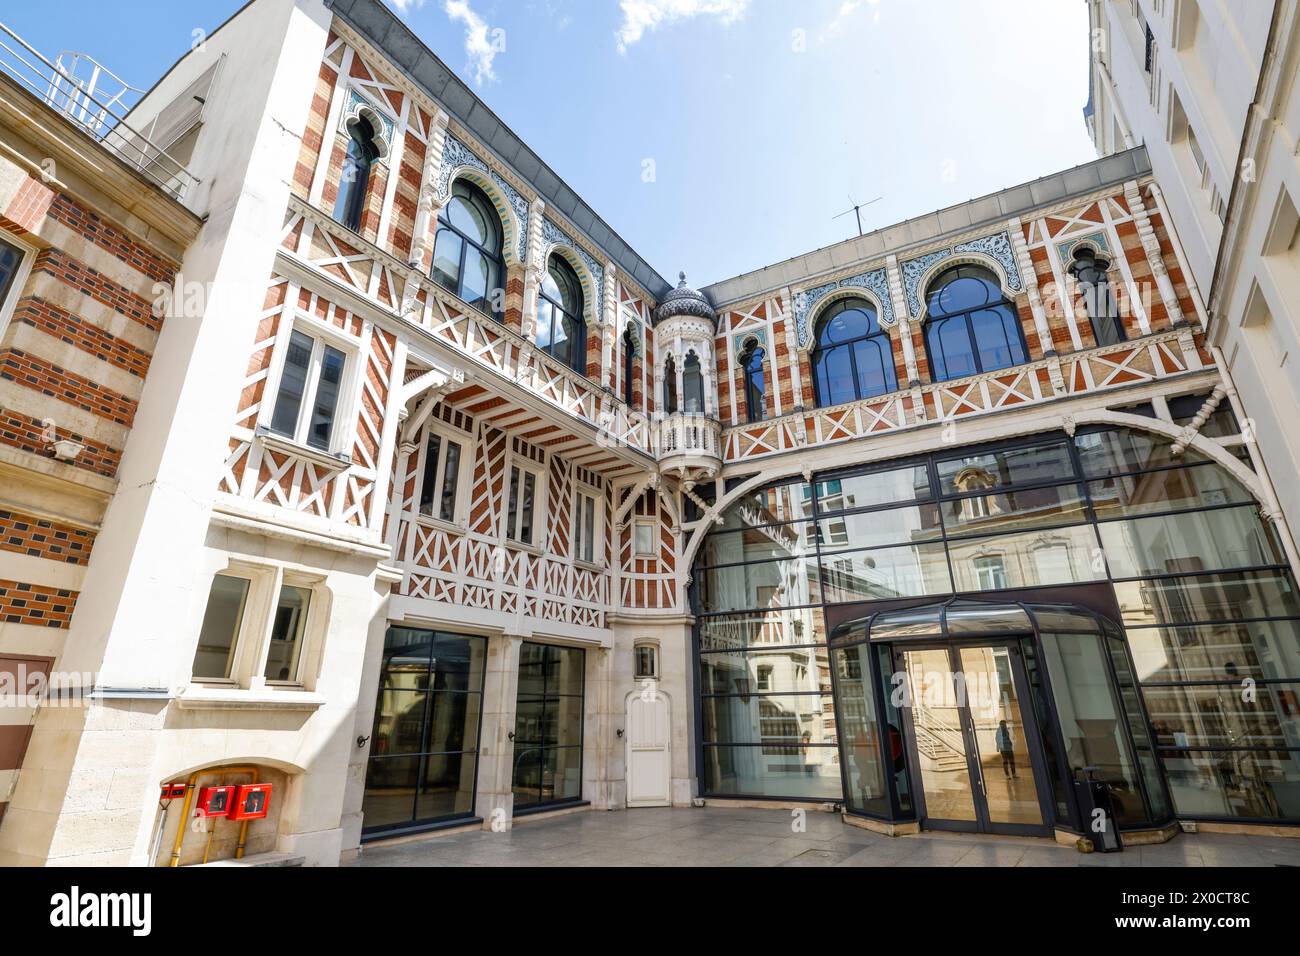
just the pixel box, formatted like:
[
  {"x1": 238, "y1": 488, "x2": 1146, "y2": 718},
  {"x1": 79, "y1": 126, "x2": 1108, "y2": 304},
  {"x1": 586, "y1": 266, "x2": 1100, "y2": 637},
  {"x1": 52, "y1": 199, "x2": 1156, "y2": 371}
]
[
  {"x1": 536, "y1": 254, "x2": 585, "y2": 372},
  {"x1": 623, "y1": 325, "x2": 636, "y2": 405},
  {"x1": 812, "y1": 298, "x2": 896, "y2": 407},
  {"x1": 740, "y1": 337, "x2": 766, "y2": 422},
  {"x1": 1069, "y1": 247, "x2": 1125, "y2": 346},
  {"x1": 431, "y1": 179, "x2": 505, "y2": 320},
  {"x1": 333, "y1": 115, "x2": 380, "y2": 232},
  {"x1": 923, "y1": 265, "x2": 1028, "y2": 381}
]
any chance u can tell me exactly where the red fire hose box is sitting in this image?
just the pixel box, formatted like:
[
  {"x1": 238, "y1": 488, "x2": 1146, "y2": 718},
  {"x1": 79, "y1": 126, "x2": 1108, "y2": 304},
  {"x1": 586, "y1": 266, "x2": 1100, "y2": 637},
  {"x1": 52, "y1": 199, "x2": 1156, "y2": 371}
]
[{"x1": 228, "y1": 782, "x2": 273, "y2": 821}]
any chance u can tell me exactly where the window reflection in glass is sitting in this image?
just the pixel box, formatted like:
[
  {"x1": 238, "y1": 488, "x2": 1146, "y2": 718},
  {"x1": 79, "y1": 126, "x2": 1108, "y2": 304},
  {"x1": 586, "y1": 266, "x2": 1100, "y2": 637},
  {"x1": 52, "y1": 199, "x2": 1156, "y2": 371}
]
[
  {"x1": 264, "y1": 584, "x2": 311, "y2": 682},
  {"x1": 1100, "y1": 505, "x2": 1282, "y2": 579},
  {"x1": 947, "y1": 524, "x2": 1103, "y2": 592},
  {"x1": 191, "y1": 574, "x2": 250, "y2": 680},
  {"x1": 363, "y1": 629, "x2": 486, "y2": 833},
  {"x1": 819, "y1": 543, "x2": 952, "y2": 603},
  {"x1": 1127, "y1": 620, "x2": 1300, "y2": 683}
]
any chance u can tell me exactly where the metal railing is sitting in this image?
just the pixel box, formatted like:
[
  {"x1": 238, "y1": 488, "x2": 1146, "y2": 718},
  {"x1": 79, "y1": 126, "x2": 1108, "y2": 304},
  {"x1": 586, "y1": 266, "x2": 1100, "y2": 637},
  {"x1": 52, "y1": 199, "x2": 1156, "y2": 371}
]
[{"x1": 0, "y1": 20, "x2": 198, "y2": 201}]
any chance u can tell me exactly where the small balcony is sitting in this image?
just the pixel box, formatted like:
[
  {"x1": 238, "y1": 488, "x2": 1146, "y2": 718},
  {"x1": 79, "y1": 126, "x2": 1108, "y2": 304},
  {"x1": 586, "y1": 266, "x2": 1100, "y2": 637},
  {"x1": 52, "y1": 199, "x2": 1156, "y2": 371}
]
[{"x1": 654, "y1": 411, "x2": 722, "y2": 479}]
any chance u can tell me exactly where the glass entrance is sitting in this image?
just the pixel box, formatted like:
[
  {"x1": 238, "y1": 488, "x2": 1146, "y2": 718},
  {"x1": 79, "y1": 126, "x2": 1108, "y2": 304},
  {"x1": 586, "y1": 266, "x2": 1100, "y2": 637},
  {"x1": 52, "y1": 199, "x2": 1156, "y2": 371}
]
[
  {"x1": 512, "y1": 642, "x2": 586, "y2": 810},
  {"x1": 899, "y1": 642, "x2": 1051, "y2": 834}
]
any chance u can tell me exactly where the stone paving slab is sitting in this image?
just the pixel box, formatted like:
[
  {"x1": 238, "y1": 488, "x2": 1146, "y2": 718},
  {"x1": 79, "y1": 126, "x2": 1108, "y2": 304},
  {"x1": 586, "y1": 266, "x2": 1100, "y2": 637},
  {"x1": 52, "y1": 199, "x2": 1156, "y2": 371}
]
[{"x1": 351, "y1": 808, "x2": 1300, "y2": 868}]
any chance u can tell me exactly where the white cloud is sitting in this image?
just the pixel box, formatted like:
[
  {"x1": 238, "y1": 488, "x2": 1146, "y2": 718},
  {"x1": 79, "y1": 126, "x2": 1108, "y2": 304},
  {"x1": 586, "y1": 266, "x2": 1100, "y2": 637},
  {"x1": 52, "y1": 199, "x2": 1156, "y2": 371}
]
[
  {"x1": 444, "y1": 0, "x2": 499, "y2": 85},
  {"x1": 388, "y1": 0, "x2": 426, "y2": 13},
  {"x1": 616, "y1": 0, "x2": 751, "y2": 53}
]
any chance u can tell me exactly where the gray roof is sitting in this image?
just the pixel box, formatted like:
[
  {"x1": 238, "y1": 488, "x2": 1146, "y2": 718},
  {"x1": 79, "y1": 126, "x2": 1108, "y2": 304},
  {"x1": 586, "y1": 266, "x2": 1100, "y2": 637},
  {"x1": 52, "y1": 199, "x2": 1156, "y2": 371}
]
[
  {"x1": 701, "y1": 148, "x2": 1153, "y2": 307},
  {"x1": 653, "y1": 272, "x2": 717, "y2": 325},
  {"x1": 326, "y1": 0, "x2": 673, "y2": 299}
]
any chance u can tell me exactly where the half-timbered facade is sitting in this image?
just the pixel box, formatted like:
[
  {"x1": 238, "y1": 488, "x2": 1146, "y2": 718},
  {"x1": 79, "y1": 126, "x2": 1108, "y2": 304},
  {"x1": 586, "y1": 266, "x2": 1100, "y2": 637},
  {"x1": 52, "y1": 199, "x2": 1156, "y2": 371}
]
[{"x1": 0, "y1": 0, "x2": 1296, "y2": 866}]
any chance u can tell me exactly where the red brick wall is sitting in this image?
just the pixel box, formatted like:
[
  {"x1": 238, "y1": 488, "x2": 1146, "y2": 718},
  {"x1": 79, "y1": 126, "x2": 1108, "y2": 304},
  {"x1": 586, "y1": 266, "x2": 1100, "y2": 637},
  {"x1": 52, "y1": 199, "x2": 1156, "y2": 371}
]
[
  {"x1": 0, "y1": 510, "x2": 94, "y2": 565},
  {"x1": 0, "y1": 580, "x2": 77, "y2": 629}
]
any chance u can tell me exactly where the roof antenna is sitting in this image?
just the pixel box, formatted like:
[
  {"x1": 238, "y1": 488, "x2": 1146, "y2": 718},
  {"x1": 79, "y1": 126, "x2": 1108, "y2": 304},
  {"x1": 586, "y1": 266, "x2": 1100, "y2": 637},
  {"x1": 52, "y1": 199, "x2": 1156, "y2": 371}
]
[{"x1": 833, "y1": 194, "x2": 882, "y2": 238}]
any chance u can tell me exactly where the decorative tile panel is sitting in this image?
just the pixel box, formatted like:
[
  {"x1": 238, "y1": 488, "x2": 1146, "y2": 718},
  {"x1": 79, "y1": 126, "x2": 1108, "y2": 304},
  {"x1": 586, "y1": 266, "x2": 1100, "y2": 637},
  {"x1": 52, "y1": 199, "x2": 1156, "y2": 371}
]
[
  {"x1": 732, "y1": 328, "x2": 768, "y2": 360},
  {"x1": 435, "y1": 134, "x2": 529, "y2": 262},
  {"x1": 542, "y1": 217, "x2": 604, "y2": 317},
  {"x1": 792, "y1": 268, "x2": 894, "y2": 349},
  {"x1": 902, "y1": 230, "x2": 1024, "y2": 317}
]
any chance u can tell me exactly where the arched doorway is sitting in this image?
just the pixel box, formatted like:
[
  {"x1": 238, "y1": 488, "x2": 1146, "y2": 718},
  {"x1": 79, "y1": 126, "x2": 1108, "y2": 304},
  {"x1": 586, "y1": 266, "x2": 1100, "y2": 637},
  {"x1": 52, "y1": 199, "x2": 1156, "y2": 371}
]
[{"x1": 626, "y1": 687, "x2": 671, "y2": 807}]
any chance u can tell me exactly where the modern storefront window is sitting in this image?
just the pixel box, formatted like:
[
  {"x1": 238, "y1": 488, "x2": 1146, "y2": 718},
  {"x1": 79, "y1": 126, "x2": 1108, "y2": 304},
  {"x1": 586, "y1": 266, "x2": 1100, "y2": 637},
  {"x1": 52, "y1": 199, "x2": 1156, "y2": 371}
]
[
  {"x1": 513, "y1": 643, "x2": 585, "y2": 810},
  {"x1": 363, "y1": 628, "x2": 486, "y2": 836},
  {"x1": 691, "y1": 424, "x2": 1300, "y2": 825}
]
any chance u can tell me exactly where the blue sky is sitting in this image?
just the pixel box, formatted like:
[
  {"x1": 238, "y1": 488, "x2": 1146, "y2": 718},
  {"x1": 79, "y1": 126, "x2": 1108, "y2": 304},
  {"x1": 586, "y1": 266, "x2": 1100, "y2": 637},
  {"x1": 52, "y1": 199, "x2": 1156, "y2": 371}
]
[{"x1": 5, "y1": 0, "x2": 1098, "y2": 286}]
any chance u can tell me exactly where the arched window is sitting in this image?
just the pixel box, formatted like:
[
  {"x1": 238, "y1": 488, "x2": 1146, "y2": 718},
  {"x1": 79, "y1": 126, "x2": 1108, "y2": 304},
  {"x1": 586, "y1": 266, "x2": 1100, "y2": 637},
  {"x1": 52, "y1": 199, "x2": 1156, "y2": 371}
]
[
  {"x1": 537, "y1": 254, "x2": 585, "y2": 371},
  {"x1": 812, "y1": 297, "x2": 896, "y2": 407},
  {"x1": 740, "y1": 337, "x2": 766, "y2": 423},
  {"x1": 923, "y1": 265, "x2": 1027, "y2": 382},
  {"x1": 1069, "y1": 247, "x2": 1125, "y2": 347},
  {"x1": 623, "y1": 326, "x2": 636, "y2": 406},
  {"x1": 663, "y1": 354, "x2": 677, "y2": 413},
  {"x1": 333, "y1": 116, "x2": 380, "y2": 232},
  {"x1": 683, "y1": 351, "x2": 704, "y2": 413},
  {"x1": 431, "y1": 179, "x2": 505, "y2": 320}
]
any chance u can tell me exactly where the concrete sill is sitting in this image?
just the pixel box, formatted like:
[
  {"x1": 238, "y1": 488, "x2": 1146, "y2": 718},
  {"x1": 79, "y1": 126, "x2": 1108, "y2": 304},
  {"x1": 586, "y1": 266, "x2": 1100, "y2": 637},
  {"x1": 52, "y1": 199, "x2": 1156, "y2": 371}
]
[
  {"x1": 200, "y1": 852, "x2": 305, "y2": 867},
  {"x1": 256, "y1": 431, "x2": 351, "y2": 471},
  {"x1": 175, "y1": 688, "x2": 325, "y2": 712}
]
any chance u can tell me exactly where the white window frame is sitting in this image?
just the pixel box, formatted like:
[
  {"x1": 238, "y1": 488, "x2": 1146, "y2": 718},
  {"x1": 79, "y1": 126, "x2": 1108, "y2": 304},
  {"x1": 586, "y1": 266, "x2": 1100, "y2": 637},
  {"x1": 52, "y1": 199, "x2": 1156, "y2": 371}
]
[
  {"x1": 633, "y1": 643, "x2": 659, "y2": 680},
  {"x1": 504, "y1": 456, "x2": 545, "y2": 550},
  {"x1": 189, "y1": 561, "x2": 329, "y2": 692},
  {"x1": 572, "y1": 483, "x2": 603, "y2": 568},
  {"x1": 0, "y1": 232, "x2": 35, "y2": 343},
  {"x1": 261, "y1": 312, "x2": 361, "y2": 458},
  {"x1": 415, "y1": 420, "x2": 473, "y2": 528},
  {"x1": 634, "y1": 518, "x2": 656, "y2": 557}
]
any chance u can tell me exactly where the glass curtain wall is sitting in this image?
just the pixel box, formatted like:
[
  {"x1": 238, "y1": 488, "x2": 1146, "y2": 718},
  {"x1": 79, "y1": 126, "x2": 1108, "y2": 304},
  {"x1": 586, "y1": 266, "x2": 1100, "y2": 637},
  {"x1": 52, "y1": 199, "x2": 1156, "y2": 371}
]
[
  {"x1": 692, "y1": 425, "x2": 1300, "y2": 821},
  {"x1": 363, "y1": 628, "x2": 487, "y2": 835}
]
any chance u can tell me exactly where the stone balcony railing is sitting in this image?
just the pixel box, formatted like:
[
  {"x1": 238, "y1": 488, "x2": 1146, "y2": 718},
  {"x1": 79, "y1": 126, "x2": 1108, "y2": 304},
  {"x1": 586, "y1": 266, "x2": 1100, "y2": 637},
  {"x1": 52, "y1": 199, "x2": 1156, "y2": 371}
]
[
  {"x1": 720, "y1": 325, "x2": 1209, "y2": 466},
  {"x1": 653, "y1": 412, "x2": 723, "y2": 477}
]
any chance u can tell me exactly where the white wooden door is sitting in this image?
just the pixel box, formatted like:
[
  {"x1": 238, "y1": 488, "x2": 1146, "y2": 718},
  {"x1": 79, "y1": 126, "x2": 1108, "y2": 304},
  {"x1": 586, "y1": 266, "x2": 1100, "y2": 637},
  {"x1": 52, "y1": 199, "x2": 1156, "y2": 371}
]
[{"x1": 625, "y1": 689, "x2": 671, "y2": 807}]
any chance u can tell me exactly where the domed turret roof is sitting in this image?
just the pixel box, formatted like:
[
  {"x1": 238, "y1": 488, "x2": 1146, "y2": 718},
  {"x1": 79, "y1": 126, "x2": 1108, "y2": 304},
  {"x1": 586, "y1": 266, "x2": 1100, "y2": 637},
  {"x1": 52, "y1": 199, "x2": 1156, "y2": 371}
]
[{"x1": 653, "y1": 272, "x2": 716, "y2": 325}]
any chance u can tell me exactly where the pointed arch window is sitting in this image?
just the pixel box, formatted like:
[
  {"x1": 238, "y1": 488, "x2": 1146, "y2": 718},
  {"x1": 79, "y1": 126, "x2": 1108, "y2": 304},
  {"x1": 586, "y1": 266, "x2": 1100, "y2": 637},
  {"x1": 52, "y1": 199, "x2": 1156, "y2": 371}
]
[
  {"x1": 1069, "y1": 247, "x2": 1125, "y2": 347},
  {"x1": 431, "y1": 179, "x2": 505, "y2": 320},
  {"x1": 812, "y1": 297, "x2": 896, "y2": 407},
  {"x1": 623, "y1": 325, "x2": 636, "y2": 406},
  {"x1": 333, "y1": 115, "x2": 380, "y2": 232},
  {"x1": 923, "y1": 265, "x2": 1028, "y2": 382},
  {"x1": 740, "y1": 337, "x2": 766, "y2": 423},
  {"x1": 537, "y1": 254, "x2": 586, "y2": 372},
  {"x1": 663, "y1": 354, "x2": 677, "y2": 414},
  {"x1": 683, "y1": 350, "x2": 704, "y2": 414}
]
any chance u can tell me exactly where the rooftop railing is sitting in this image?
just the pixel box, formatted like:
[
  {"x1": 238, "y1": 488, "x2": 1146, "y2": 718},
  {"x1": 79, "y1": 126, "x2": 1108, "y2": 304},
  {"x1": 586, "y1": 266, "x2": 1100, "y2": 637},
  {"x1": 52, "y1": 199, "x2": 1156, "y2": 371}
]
[{"x1": 0, "y1": 20, "x2": 198, "y2": 201}]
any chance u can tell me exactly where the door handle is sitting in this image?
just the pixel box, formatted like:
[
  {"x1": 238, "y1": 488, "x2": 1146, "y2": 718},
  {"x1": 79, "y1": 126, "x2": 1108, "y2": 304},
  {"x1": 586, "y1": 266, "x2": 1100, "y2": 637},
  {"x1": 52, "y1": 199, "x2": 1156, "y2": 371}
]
[{"x1": 969, "y1": 722, "x2": 986, "y2": 795}]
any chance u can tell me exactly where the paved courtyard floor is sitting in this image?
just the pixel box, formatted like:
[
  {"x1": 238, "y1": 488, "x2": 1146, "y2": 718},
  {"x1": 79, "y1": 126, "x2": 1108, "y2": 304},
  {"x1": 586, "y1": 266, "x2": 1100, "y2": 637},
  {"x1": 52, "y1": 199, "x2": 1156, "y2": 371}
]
[{"x1": 353, "y1": 807, "x2": 1300, "y2": 867}]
